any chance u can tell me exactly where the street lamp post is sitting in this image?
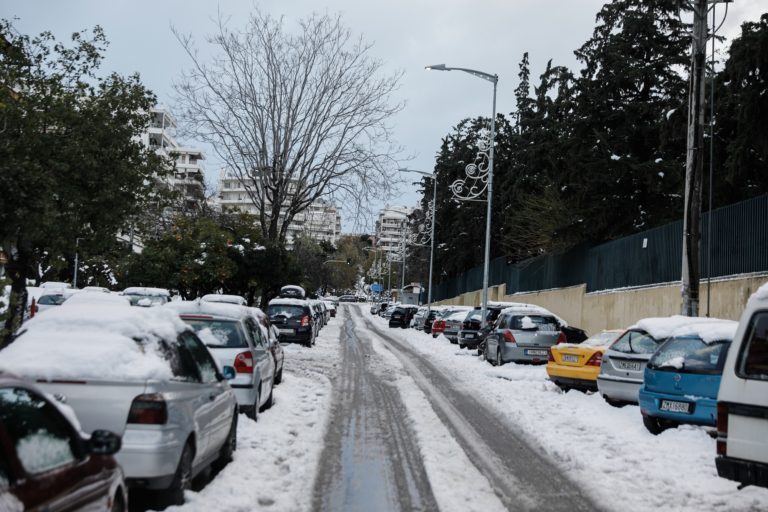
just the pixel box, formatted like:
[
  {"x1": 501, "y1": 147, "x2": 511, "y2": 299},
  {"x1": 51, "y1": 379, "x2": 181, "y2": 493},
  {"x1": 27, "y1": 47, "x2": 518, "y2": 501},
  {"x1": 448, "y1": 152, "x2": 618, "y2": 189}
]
[
  {"x1": 426, "y1": 63, "x2": 498, "y2": 329},
  {"x1": 398, "y1": 168, "x2": 437, "y2": 315}
]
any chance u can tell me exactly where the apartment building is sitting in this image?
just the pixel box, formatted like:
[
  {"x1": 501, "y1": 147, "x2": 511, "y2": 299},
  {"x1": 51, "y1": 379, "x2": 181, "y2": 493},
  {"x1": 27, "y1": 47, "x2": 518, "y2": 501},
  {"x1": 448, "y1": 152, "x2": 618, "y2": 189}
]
[
  {"x1": 218, "y1": 171, "x2": 342, "y2": 249},
  {"x1": 375, "y1": 206, "x2": 415, "y2": 257}
]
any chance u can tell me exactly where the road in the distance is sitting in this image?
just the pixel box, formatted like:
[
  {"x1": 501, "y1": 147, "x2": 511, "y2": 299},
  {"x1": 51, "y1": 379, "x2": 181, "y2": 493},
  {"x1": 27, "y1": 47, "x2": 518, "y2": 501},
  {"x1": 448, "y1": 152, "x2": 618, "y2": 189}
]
[{"x1": 312, "y1": 305, "x2": 599, "y2": 511}]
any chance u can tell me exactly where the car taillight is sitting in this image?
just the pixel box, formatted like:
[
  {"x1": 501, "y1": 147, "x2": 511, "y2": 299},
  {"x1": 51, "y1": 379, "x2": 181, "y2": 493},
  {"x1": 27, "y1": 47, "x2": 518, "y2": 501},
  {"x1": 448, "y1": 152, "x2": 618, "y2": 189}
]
[
  {"x1": 234, "y1": 351, "x2": 254, "y2": 373},
  {"x1": 586, "y1": 352, "x2": 603, "y2": 366},
  {"x1": 717, "y1": 402, "x2": 728, "y2": 456},
  {"x1": 300, "y1": 315, "x2": 310, "y2": 327},
  {"x1": 557, "y1": 332, "x2": 567, "y2": 344},
  {"x1": 127, "y1": 393, "x2": 167, "y2": 425},
  {"x1": 547, "y1": 349, "x2": 554, "y2": 362},
  {"x1": 503, "y1": 331, "x2": 516, "y2": 343}
]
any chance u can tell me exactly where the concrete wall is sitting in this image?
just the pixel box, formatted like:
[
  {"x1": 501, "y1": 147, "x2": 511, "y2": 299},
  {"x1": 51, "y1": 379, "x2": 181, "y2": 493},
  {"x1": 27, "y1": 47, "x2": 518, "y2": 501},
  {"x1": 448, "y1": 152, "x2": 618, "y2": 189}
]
[{"x1": 433, "y1": 273, "x2": 768, "y2": 335}]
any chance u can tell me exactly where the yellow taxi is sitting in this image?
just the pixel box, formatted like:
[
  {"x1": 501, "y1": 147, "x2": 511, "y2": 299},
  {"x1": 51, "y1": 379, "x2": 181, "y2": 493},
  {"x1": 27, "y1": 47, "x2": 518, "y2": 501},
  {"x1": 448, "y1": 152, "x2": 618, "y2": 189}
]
[{"x1": 547, "y1": 329, "x2": 624, "y2": 392}]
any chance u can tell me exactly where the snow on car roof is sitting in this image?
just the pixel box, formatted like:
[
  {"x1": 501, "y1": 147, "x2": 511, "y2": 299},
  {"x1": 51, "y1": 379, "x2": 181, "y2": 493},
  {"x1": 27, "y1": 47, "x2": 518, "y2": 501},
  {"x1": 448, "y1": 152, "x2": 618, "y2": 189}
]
[
  {"x1": 166, "y1": 299, "x2": 251, "y2": 319},
  {"x1": 268, "y1": 298, "x2": 309, "y2": 307},
  {"x1": 0, "y1": 304, "x2": 189, "y2": 381},
  {"x1": 201, "y1": 294, "x2": 247, "y2": 306},
  {"x1": 630, "y1": 315, "x2": 738, "y2": 343},
  {"x1": 122, "y1": 286, "x2": 170, "y2": 296},
  {"x1": 62, "y1": 291, "x2": 131, "y2": 307}
]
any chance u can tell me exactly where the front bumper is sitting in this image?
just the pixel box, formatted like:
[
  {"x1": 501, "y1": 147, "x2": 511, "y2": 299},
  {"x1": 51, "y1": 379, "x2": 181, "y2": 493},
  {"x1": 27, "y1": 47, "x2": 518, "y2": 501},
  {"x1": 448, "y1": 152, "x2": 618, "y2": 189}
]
[{"x1": 597, "y1": 374, "x2": 642, "y2": 403}]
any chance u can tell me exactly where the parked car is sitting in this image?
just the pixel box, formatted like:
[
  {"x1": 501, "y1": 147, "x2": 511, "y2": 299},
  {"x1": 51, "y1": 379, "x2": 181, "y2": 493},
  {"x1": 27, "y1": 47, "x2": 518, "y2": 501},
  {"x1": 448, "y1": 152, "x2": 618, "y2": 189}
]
[
  {"x1": 443, "y1": 307, "x2": 474, "y2": 344},
  {"x1": 122, "y1": 286, "x2": 170, "y2": 307},
  {"x1": 389, "y1": 305, "x2": 418, "y2": 328},
  {"x1": 324, "y1": 300, "x2": 337, "y2": 317},
  {"x1": 547, "y1": 329, "x2": 624, "y2": 392},
  {"x1": 431, "y1": 307, "x2": 462, "y2": 338},
  {"x1": 421, "y1": 307, "x2": 443, "y2": 335},
  {"x1": 0, "y1": 304, "x2": 239, "y2": 505},
  {"x1": 267, "y1": 298, "x2": 316, "y2": 347},
  {"x1": 381, "y1": 302, "x2": 399, "y2": 320},
  {"x1": 716, "y1": 285, "x2": 768, "y2": 489},
  {"x1": 201, "y1": 294, "x2": 247, "y2": 306},
  {"x1": 597, "y1": 316, "x2": 718, "y2": 405},
  {"x1": 279, "y1": 285, "x2": 307, "y2": 299},
  {"x1": 0, "y1": 372, "x2": 128, "y2": 511},
  {"x1": 458, "y1": 302, "x2": 532, "y2": 350},
  {"x1": 309, "y1": 300, "x2": 325, "y2": 330},
  {"x1": 267, "y1": 324, "x2": 285, "y2": 385},
  {"x1": 639, "y1": 319, "x2": 737, "y2": 434},
  {"x1": 33, "y1": 292, "x2": 68, "y2": 314},
  {"x1": 167, "y1": 300, "x2": 276, "y2": 420},
  {"x1": 484, "y1": 305, "x2": 565, "y2": 365},
  {"x1": 338, "y1": 295, "x2": 357, "y2": 302},
  {"x1": 411, "y1": 307, "x2": 429, "y2": 330}
]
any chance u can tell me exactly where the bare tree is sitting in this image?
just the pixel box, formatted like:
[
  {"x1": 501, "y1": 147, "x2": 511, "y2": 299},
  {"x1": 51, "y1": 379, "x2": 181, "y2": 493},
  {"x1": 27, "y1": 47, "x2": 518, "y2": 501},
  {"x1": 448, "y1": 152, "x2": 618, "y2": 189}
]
[{"x1": 172, "y1": 10, "x2": 403, "y2": 244}]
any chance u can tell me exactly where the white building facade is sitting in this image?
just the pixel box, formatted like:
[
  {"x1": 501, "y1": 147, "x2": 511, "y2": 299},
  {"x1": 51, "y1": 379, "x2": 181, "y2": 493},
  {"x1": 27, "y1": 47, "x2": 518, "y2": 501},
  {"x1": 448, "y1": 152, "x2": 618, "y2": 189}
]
[
  {"x1": 218, "y1": 171, "x2": 342, "y2": 249},
  {"x1": 375, "y1": 206, "x2": 414, "y2": 256}
]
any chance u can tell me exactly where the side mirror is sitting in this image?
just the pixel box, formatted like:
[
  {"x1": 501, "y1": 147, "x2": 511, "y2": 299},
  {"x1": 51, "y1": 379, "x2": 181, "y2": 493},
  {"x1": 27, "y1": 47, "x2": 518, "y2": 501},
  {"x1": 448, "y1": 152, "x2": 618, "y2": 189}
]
[
  {"x1": 221, "y1": 365, "x2": 236, "y2": 380},
  {"x1": 88, "y1": 429, "x2": 122, "y2": 455}
]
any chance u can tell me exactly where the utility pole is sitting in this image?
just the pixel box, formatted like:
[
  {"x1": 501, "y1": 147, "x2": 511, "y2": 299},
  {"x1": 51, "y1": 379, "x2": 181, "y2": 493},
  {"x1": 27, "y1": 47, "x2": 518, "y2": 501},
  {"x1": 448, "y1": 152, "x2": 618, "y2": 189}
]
[{"x1": 681, "y1": 0, "x2": 709, "y2": 317}]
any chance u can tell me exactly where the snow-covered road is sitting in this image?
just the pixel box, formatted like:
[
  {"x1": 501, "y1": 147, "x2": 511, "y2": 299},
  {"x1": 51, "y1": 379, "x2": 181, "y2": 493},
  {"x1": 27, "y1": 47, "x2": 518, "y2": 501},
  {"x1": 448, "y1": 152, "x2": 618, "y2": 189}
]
[{"x1": 158, "y1": 303, "x2": 768, "y2": 512}]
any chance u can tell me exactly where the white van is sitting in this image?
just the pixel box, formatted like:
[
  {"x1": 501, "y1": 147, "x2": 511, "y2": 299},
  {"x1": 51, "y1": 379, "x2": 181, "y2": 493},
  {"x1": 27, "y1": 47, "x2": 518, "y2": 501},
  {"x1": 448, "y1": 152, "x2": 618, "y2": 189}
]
[{"x1": 716, "y1": 283, "x2": 768, "y2": 489}]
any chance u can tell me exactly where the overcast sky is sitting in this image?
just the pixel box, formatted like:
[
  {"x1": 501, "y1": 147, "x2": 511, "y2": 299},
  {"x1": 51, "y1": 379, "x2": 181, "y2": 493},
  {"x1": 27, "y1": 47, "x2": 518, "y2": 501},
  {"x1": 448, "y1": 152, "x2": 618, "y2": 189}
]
[{"x1": 7, "y1": 0, "x2": 766, "y2": 232}]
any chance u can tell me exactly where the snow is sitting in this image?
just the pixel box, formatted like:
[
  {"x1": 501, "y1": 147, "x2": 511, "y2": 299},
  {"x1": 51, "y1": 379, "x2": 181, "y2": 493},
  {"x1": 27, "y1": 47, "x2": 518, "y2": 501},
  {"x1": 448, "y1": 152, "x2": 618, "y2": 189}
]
[
  {"x1": 167, "y1": 312, "x2": 339, "y2": 512},
  {"x1": 201, "y1": 294, "x2": 247, "y2": 306},
  {"x1": 520, "y1": 315, "x2": 536, "y2": 329},
  {"x1": 631, "y1": 315, "x2": 737, "y2": 343},
  {"x1": 268, "y1": 297, "x2": 309, "y2": 307},
  {"x1": 0, "y1": 304, "x2": 189, "y2": 381},
  {"x1": 657, "y1": 355, "x2": 685, "y2": 369},
  {"x1": 166, "y1": 299, "x2": 251, "y2": 320},
  {"x1": 611, "y1": 154, "x2": 621, "y2": 160},
  {"x1": 363, "y1": 306, "x2": 768, "y2": 511},
  {"x1": 15, "y1": 430, "x2": 74, "y2": 474},
  {"x1": 750, "y1": 281, "x2": 768, "y2": 302},
  {"x1": 122, "y1": 286, "x2": 170, "y2": 297},
  {"x1": 61, "y1": 291, "x2": 131, "y2": 307}
]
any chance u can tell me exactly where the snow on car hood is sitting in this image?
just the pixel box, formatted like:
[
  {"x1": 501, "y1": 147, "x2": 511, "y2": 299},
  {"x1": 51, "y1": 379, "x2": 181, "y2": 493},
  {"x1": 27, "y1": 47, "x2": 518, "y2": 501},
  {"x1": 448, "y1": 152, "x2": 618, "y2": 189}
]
[
  {"x1": 630, "y1": 315, "x2": 737, "y2": 343},
  {"x1": 0, "y1": 304, "x2": 189, "y2": 381}
]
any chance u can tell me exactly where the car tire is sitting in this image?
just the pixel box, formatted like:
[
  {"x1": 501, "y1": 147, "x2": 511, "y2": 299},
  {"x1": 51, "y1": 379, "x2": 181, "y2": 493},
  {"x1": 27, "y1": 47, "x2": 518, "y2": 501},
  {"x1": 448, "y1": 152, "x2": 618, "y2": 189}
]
[
  {"x1": 643, "y1": 415, "x2": 668, "y2": 435},
  {"x1": 110, "y1": 492, "x2": 126, "y2": 512},
  {"x1": 215, "y1": 412, "x2": 237, "y2": 470},
  {"x1": 168, "y1": 440, "x2": 194, "y2": 505},
  {"x1": 261, "y1": 383, "x2": 274, "y2": 412},
  {"x1": 274, "y1": 366, "x2": 283, "y2": 385},
  {"x1": 496, "y1": 349, "x2": 504, "y2": 367},
  {"x1": 459, "y1": 343, "x2": 466, "y2": 349},
  {"x1": 246, "y1": 387, "x2": 260, "y2": 421},
  {"x1": 432, "y1": 334, "x2": 438, "y2": 339}
]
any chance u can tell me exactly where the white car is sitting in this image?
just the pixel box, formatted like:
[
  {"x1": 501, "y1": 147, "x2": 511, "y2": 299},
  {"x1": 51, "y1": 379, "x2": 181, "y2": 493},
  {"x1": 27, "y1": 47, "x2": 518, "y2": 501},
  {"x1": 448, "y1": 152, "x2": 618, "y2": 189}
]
[
  {"x1": 201, "y1": 294, "x2": 247, "y2": 306},
  {"x1": 716, "y1": 283, "x2": 768, "y2": 489},
  {"x1": 0, "y1": 303, "x2": 238, "y2": 505}
]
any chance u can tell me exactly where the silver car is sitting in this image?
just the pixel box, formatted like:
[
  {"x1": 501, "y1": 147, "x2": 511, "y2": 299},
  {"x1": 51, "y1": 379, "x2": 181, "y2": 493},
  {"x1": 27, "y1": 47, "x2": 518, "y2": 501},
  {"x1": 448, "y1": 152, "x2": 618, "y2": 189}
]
[
  {"x1": 0, "y1": 304, "x2": 238, "y2": 505},
  {"x1": 168, "y1": 300, "x2": 276, "y2": 420},
  {"x1": 484, "y1": 305, "x2": 565, "y2": 365},
  {"x1": 597, "y1": 328, "x2": 665, "y2": 405},
  {"x1": 443, "y1": 308, "x2": 473, "y2": 343}
]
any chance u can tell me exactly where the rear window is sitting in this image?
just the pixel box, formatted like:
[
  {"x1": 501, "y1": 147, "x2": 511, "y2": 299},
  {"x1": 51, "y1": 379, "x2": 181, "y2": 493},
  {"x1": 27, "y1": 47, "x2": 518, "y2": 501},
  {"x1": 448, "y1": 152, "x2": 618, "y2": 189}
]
[
  {"x1": 125, "y1": 294, "x2": 168, "y2": 306},
  {"x1": 609, "y1": 329, "x2": 660, "y2": 355},
  {"x1": 648, "y1": 337, "x2": 730, "y2": 374},
  {"x1": 509, "y1": 315, "x2": 558, "y2": 331},
  {"x1": 738, "y1": 311, "x2": 768, "y2": 380},
  {"x1": 184, "y1": 319, "x2": 247, "y2": 348},
  {"x1": 268, "y1": 305, "x2": 307, "y2": 319}
]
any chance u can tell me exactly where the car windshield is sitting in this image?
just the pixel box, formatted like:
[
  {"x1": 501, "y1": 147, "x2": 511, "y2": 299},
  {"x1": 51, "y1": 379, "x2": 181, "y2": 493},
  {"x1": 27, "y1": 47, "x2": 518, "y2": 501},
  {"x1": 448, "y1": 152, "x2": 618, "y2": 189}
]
[
  {"x1": 648, "y1": 336, "x2": 730, "y2": 374},
  {"x1": 509, "y1": 315, "x2": 558, "y2": 331},
  {"x1": 609, "y1": 329, "x2": 660, "y2": 355},
  {"x1": 184, "y1": 319, "x2": 247, "y2": 348},
  {"x1": 268, "y1": 305, "x2": 306, "y2": 319},
  {"x1": 37, "y1": 294, "x2": 67, "y2": 306}
]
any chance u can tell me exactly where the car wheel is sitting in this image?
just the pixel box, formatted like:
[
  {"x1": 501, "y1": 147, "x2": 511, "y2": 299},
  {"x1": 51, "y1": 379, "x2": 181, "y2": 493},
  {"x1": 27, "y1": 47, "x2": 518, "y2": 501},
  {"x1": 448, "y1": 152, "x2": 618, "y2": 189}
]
[
  {"x1": 246, "y1": 387, "x2": 260, "y2": 421},
  {"x1": 496, "y1": 349, "x2": 504, "y2": 367},
  {"x1": 261, "y1": 383, "x2": 274, "y2": 412},
  {"x1": 274, "y1": 366, "x2": 283, "y2": 385},
  {"x1": 459, "y1": 343, "x2": 466, "y2": 349},
  {"x1": 215, "y1": 412, "x2": 237, "y2": 470},
  {"x1": 555, "y1": 382, "x2": 570, "y2": 392},
  {"x1": 603, "y1": 395, "x2": 625, "y2": 408},
  {"x1": 643, "y1": 414, "x2": 668, "y2": 435},
  {"x1": 168, "y1": 441, "x2": 194, "y2": 505},
  {"x1": 432, "y1": 334, "x2": 438, "y2": 339},
  {"x1": 110, "y1": 491, "x2": 126, "y2": 512}
]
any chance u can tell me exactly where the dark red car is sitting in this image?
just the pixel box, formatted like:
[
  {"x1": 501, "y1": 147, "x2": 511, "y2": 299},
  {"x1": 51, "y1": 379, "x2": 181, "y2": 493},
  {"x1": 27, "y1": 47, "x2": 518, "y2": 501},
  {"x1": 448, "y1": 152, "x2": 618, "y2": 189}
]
[{"x1": 0, "y1": 372, "x2": 127, "y2": 511}]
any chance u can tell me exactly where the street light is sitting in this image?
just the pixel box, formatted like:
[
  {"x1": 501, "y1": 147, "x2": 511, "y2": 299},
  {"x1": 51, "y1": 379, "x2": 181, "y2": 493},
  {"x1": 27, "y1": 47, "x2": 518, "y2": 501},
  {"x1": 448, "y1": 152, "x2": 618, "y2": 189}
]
[
  {"x1": 399, "y1": 168, "x2": 437, "y2": 314},
  {"x1": 425, "y1": 63, "x2": 498, "y2": 329}
]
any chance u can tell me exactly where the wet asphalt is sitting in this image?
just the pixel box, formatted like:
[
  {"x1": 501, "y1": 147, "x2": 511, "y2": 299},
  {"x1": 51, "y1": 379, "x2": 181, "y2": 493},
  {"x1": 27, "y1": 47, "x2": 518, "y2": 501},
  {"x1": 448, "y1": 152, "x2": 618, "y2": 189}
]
[{"x1": 311, "y1": 306, "x2": 600, "y2": 512}]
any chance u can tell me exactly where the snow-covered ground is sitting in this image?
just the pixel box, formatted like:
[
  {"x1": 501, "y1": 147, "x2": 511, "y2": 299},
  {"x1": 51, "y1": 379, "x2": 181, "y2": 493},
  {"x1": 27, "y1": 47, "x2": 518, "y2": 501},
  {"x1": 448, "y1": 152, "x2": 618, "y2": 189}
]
[
  {"x1": 363, "y1": 307, "x2": 768, "y2": 512},
  {"x1": 166, "y1": 315, "x2": 342, "y2": 512}
]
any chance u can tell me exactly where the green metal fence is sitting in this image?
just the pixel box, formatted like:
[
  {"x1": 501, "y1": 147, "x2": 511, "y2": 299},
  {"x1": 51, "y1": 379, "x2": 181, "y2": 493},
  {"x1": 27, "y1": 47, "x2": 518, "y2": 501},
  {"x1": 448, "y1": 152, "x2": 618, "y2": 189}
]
[{"x1": 432, "y1": 195, "x2": 768, "y2": 302}]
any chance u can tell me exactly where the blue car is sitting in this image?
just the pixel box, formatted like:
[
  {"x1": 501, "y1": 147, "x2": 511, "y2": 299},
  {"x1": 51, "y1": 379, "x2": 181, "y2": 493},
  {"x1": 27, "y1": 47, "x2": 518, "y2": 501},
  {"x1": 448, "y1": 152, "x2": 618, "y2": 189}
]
[{"x1": 639, "y1": 327, "x2": 735, "y2": 435}]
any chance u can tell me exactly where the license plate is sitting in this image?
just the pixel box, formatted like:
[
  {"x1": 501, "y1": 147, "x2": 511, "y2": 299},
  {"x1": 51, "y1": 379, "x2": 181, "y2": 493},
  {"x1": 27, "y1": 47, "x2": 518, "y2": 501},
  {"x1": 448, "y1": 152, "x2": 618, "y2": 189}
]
[
  {"x1": 525, "y1": 349, "x2": 548, "y2": 356},
  {"x1": 562, "y1": 354, "x2": 579, "y2": 363},
  {"x1": 617, "y1": 360, "x2": 642, "y2": 371},
  {"x1": 660, "y1": 400, "x2": 692, "y2": 414},
  {"x1": 279, "y1": 328, "x2": 294, "y2": 335},
  {"x1": 465, "y1": 333, "x2": 475, "y2": 339}
]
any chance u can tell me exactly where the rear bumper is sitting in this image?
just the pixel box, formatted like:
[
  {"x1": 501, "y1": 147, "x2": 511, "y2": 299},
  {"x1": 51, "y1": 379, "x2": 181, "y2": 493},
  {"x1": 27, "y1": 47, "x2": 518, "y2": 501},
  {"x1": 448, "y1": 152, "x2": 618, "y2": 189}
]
[
  {"x1": 547, "y1": 371, "x2": 598, "y2": 391},
  {"x1": 278, "y1": 329, "x2": 313, "y2": 344},
  {"x1": 500, "y1": 345, "x2": 550, "y2": 364},
  {"x1": 597, "y1": 374, "x2": 641, "y2": 403},
  {"x1": 120, "y1": 427, "x2": 185, "y2": 489},
  {"x1": 717, "y1": 456, "x2": 768, "y2": 489},
  {"x1": 638, "y1": 389, "x2": 717, "y2": 426},
  {"x1": 458, "y1": 331, "x2": 483, "y2": 348},
  {"x1": 547, "y1": 363, "x2": 600, "y2": 388}
]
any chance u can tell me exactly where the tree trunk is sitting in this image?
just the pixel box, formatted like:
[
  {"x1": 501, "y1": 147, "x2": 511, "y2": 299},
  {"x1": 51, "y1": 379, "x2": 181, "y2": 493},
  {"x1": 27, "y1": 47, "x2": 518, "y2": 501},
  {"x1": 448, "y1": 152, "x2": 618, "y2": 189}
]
[{"x1": 1, "y1": 248, "x2": 30, "y2": 349}]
